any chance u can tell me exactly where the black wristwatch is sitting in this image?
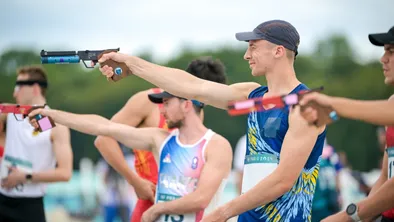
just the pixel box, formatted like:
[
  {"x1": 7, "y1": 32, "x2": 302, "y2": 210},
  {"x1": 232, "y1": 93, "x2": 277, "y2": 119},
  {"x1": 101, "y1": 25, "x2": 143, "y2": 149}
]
[
  {"x1": 25, "y1": 174, "x2": 33, "y2": 183},
  {"x1": 346, "y1": 203, "x2": 360, "y2": 221}
]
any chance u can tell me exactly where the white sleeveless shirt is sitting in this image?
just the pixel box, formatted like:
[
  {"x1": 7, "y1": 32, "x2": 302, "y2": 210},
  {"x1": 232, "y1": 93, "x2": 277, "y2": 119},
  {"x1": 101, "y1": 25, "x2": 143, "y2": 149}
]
[{"x1": 0, "y1": 112, "x2": 56, "y2": 197}]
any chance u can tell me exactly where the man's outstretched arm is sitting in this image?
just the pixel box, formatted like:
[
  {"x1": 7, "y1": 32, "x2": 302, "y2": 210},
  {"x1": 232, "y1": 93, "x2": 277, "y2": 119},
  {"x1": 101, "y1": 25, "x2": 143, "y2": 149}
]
[
  {"x1": 28, "y1": 108, "x2": 164, "y2": 152},
  {"x1": 94, "y1": 90, "x2": 158, "y2": 201},
  {"x1": 300, "y1": 93, "x2": 394, "y2": 126},
  {"x1": 99, "y1": 52, "x2": 260, "y2": 109}
]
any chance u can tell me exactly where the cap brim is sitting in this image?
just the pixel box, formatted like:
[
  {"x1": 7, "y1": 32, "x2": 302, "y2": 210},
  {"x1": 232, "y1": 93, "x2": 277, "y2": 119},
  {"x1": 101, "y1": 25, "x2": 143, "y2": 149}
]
[
  {"x1": 148, "y1": 91, "x2": 174, "y2": 104},
  {"x1": 235, "y1": 31, "x2": 263, "y2": 42},
  {"x1": 369, "y1": 33, "x2": 394, "y2": 46}
]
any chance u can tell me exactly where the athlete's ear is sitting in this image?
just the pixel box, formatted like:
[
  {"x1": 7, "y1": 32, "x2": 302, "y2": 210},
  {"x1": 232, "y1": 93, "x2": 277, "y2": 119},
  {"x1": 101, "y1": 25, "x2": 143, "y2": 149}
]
[
  {"x1": 274, "y1": 45, "x2": 285, "y2": 58},
  {"x1": 184, "y1": 100, "x2": 194, "y2": 113}
]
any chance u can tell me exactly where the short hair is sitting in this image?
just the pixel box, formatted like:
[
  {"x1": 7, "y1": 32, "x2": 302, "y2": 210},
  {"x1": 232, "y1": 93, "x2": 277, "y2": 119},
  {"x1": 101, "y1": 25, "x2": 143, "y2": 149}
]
[
  {"x1": 17, "y1": 65, "x2": 48, "y2": 96},
  {"x1": 185, "y1": 57, "x2": 227, "y2": 113}
]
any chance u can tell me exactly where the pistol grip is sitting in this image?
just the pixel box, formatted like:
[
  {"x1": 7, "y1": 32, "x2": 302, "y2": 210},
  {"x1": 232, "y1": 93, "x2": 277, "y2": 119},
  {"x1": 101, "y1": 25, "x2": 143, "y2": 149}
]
[
  {"x1": 301, "y1": 100, "x2": 336, "y2": 127},
  {"x1": 97, "y1": 50, "x2": 131, "y2": 82},
  {"x1": 100, "y1": 59, "x2": 130, "y2": 82}
]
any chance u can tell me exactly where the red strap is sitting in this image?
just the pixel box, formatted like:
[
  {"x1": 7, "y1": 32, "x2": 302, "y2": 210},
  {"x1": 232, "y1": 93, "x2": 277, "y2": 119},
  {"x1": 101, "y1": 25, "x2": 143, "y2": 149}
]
[{"x1": 150, "y1": 88, "x2": 166, "y2": 128}]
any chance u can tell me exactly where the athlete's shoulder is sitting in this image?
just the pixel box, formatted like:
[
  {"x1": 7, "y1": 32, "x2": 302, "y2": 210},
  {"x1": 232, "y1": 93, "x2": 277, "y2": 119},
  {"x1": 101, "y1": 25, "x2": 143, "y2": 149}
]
[
  {"x1": 229, "y1": 82, "x2": 261, "y2": 99},
  {"x1": 208, "y1": 132, "x2": 232, "y2": 150},
  {"x1": 124, "y1": 89, "x2": 159, "y2": 109}
]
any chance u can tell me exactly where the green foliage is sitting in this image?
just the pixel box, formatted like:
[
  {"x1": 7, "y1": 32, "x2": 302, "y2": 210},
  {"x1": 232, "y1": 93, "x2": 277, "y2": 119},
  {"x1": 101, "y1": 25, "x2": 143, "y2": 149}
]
[{"x1": 0, "y1": 35, "x2": 391, "y2": 171}]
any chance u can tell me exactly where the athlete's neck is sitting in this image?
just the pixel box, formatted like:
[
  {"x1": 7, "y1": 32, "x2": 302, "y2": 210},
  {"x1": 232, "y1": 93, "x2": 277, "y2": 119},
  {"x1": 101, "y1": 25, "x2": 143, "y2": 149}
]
[
  {"x1": 264, "y1": 63, "x2": 300, "y2": 96},
  {"x1": 177, "y1": 114, "x2": 208, "y2": 145}
]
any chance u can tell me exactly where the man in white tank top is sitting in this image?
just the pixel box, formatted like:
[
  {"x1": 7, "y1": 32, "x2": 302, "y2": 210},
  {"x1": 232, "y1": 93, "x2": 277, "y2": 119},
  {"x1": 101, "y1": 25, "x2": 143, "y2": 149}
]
[
  {"x1": 29, "y1": 89, "x2": 232, "y2": 222},
  {"x1": 0, "y1": 66, "x2": 73, "y2": 222}
]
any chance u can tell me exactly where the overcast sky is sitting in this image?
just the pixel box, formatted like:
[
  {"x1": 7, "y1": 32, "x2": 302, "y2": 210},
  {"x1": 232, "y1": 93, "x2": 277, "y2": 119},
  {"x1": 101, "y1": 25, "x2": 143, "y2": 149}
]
[{"x1": 1, "y1": 0, "x2": 393, "y2": 63}]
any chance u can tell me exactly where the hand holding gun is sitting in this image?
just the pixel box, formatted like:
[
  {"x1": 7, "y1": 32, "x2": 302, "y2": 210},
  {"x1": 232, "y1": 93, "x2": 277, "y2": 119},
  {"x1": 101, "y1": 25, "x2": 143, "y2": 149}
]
[
  {"x1": 40, "y1": 48, "x2": 130, "y2": 82},
  {"x1": 0, "y1": 104, "x2": 56, "y2": 132},
  {"x1": 227, "y1": 86, "x2": 337, "y2": 127}
]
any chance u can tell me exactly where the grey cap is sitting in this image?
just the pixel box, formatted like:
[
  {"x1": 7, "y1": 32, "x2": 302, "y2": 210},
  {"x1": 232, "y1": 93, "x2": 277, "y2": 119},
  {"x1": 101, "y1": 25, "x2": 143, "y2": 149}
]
[
  {"x1": 235, "y1": 20, "x2": 300, "y2": 56},
  {"x1": 369, "y1": 26, "x2": 394, "y2": 46}
]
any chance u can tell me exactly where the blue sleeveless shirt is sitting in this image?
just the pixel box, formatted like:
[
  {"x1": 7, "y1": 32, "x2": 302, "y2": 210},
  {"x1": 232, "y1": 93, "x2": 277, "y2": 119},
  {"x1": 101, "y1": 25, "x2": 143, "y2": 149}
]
[{"x1": 238, "y1": 84, "x2": 326, "y2": 222}]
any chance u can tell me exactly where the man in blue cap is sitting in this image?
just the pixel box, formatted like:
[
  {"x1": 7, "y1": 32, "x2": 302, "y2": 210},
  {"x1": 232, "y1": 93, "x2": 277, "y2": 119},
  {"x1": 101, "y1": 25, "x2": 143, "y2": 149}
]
[{"x1": 98, "y1": 19, "x2": 327, "y2": 222}]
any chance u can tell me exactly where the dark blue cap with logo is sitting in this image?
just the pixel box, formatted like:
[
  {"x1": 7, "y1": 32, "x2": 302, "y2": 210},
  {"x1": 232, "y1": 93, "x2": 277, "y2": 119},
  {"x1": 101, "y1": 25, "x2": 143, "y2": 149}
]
[{"x1": 235, "y1": 20, "x2": 300, "y2": 56}]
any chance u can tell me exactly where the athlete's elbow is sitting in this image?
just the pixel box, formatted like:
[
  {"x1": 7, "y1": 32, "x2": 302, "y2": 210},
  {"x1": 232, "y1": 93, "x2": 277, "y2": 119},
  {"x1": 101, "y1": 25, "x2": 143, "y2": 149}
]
[
  {"x1": 94, "y1": 136, "x2": 106, "y2": 150},
  {"x1": 277, "y1": 177, "x2": 296, "y2": 194},
  {"x1": 195, "y1": 195, "x2": 211, "y2": 211},
  {"x1": 58, "y1": 169, "x2": 72, "y2": 181}
]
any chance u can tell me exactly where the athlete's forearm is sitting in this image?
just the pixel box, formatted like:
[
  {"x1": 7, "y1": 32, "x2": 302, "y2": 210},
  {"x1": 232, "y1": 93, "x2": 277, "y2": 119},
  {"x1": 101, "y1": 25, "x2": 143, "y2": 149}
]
[
  {"x1": 357, "y1": 177, "x2": 394, "y2": 220},
  {"x1": 94, "y1": 136, "x2": 140, "y2": 185},
  {"x1": 369, "y1": 174, "x2": 386, "y2": 196},
  {"x1": 126, "y1": 56, "x2": 208, "y2": 102},
  {"x1": 30, "y1": 167, "x2": 71, "y2": 183},
  {"x1": 156, "y1": 191, "x2": 211, "y2": 215},
  {"x1": 330, "y1": 97, "x2": 394, "y2": 126},
  {"x1": 42, "y1": 109, "x2": 111, "y2": 137},
  {"x1": 220, "y1": 172, "x2": 290, "y2": 219}
]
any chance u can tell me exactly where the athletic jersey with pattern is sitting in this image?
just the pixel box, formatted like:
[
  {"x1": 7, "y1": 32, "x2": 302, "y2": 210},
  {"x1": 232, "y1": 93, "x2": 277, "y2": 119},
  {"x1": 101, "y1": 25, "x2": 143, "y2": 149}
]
[
  {"x1": 238, "y1": 84, "x2": 326, "y2": 222},
  {"x1": 133, "y1": 88, "x2": 167, "y2": 184},
  {"x1": 0, "y1": 112, "x2": 56, "y2": 197},
  {"x1": 155, "y1": 129, "x2": 225, "y2": 222},
  {"x1": 382, "y1": 126, "x2": 394, "y2": 219}
]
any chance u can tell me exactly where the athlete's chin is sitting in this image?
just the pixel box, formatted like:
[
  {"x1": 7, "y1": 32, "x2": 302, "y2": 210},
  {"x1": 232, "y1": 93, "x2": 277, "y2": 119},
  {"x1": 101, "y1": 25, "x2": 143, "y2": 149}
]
[
  {"x1": 384, "y1": 77, "x2": 394, "y2": 86},
  {"x1": 251, "y1": 69, "x2": 265, "y2": 77}
]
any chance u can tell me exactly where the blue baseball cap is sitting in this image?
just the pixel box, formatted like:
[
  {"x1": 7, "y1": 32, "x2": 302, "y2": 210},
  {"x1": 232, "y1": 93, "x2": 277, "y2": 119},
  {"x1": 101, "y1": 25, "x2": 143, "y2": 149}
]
[{"x1": 235, "y1": 20, "x2": 300, "y2": 56}]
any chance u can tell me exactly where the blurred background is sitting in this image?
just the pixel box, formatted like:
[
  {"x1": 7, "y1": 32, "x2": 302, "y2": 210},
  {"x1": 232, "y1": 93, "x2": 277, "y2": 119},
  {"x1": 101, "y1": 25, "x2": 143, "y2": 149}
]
[{"x1": 1, "y1": 0, "x2": 393, "y2": 221}]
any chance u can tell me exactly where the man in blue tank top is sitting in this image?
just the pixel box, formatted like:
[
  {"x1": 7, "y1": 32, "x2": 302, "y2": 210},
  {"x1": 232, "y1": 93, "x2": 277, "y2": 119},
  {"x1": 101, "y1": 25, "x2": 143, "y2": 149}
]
[{"x1": 97, "y1": 19, "x2": 327, "y2": 221}]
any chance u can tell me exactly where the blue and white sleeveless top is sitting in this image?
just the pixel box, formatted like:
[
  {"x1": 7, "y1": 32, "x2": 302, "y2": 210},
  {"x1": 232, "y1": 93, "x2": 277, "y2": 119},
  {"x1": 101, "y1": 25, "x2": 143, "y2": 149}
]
[{"x1": 239, "y1": 84, "x2": 326, "y2": 222}]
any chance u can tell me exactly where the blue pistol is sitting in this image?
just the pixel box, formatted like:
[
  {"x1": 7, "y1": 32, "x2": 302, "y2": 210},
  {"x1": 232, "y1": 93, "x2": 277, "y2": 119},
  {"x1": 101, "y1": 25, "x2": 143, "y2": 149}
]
[{"x1": 40, "y1": 48, "x2": 129, "y2": 82}]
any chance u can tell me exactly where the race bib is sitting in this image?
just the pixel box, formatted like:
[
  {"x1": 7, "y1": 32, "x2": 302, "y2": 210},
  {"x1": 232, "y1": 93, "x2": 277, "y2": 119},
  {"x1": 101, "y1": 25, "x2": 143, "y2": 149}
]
[
  {"x1": 241, "y1": 153, "x2": 278, "y2": 194},
  {"x1": 156, "y1": 193, "x2": 196, "y2": 222},
  {"x1": 387, "y1": 147, "x2": 394, "y2": 179},
  {"x1": 0, "y1": 155, "x2": 33, "y2": 192}
]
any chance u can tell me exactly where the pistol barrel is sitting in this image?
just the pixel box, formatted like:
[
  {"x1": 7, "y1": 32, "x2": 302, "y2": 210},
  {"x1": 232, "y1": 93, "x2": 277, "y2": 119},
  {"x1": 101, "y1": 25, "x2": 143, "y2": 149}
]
[{"x1": 41, "y1": 56, "x2": 80, "y2": 64}]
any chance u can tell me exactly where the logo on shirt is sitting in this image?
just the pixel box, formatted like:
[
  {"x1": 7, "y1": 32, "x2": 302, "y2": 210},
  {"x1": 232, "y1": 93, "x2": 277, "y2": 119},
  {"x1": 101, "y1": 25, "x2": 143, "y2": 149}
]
[
  {"x1": 191, "y1": 156, "x2": 198, "y2": 169},
  {"x1": 163, "y1": 153, "x2": 171, "y2": 163}
]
